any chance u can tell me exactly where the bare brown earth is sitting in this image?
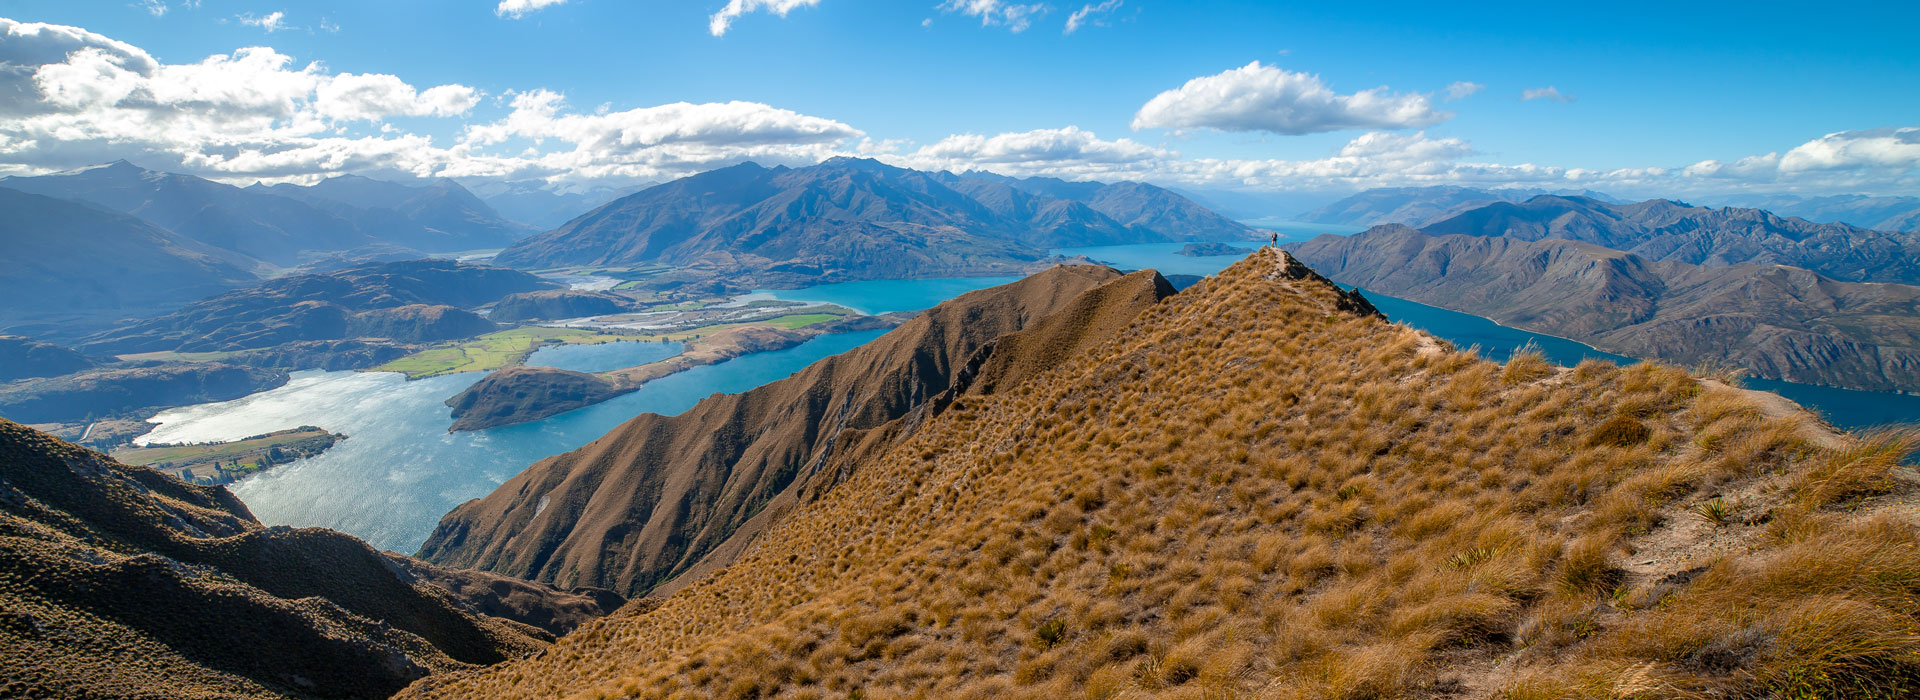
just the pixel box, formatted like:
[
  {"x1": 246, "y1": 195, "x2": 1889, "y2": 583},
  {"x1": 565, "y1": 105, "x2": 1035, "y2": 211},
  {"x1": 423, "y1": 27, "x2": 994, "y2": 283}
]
[
  {"x1": 417, "y1": 265, "x2": 1171, "y2": 595},
  {"x1": 404, "y1": 249, "x2": 1920, "y2": 699}
]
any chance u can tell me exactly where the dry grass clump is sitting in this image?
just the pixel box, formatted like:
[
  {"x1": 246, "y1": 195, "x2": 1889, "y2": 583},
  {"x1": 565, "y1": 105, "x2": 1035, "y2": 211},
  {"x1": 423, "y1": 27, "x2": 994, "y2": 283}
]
[{"x1": 399, "y1": 250, "x2": 1920, "y2": 700}]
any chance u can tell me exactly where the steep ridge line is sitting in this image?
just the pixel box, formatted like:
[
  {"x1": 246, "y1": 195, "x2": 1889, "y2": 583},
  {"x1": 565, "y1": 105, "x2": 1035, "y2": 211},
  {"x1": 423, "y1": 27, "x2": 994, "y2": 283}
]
[
  {"x1": 417, "y1": 264, "x2": 1175, "y2": 597},
  {"x1": 404, "y1": 248, "x2": 1920, "y2": 699}
]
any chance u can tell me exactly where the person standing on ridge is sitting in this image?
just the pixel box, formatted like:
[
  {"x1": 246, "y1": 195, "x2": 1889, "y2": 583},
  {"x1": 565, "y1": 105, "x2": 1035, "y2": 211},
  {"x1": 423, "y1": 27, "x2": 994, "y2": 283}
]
[{"x1": 1270, "y1": 231, "x2": 1278, "y2": 246}]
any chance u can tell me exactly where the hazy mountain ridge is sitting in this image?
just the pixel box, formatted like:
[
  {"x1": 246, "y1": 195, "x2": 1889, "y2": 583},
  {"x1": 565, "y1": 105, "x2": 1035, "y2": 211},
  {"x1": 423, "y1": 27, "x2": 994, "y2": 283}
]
[
  {"x1": 492, "y1": 158, "x2": 1257, "y2": 283},
  {"x1": 250, "y1": 175, "x2": 536, "y2": 251},
  {"x1": 2, "y1": 163, "x2": 531, "y2": 265},
  {"x1": 1297, "y1": 185, "x2": 1625, "y2": 228},
  {"x1": 1707, "y1": 193, "x2": 1920, "y2": 232},
  {"x1": 464, "y1": 179, "x2": 649, "y2": 230},
  {"x1": 0, "y1": 186, "x2": 261, "y2": 339}
]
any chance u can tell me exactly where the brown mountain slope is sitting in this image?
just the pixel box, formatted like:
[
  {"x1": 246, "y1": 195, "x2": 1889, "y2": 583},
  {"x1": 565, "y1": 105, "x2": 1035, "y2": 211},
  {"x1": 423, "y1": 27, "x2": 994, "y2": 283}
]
[
  {"x1": 1286, "y1": 224, "x2": 1920, "y2": 392},
  {"x1": 0, "y1": 419, "x2": 619, "y2": 700},
  {"x1": 404, "y1": 249, "x2": 1920, "y2": 699},
  {"x1": 416, "y1": 265, "x2": 1175, "y2": 596}
]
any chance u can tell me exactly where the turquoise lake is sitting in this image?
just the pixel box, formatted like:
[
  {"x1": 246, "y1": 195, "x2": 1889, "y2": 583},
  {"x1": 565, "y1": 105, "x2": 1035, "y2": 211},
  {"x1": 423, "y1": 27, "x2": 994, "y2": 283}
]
[{"x1": 144, "y1": 235, "x2": 1920, "y2": 552}]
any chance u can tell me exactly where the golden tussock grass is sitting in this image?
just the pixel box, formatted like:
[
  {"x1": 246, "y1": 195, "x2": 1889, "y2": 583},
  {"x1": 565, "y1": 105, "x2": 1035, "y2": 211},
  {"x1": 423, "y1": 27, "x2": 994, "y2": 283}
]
[{"x1": 400, "y1": 250, "x2": 1920, "y2": 700}]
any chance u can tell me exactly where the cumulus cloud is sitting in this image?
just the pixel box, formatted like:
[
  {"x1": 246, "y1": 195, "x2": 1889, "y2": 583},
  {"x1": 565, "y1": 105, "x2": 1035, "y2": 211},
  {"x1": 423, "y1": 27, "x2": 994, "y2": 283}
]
[
  {"x1": 894, "y1": 126, "x2": 1173, "y2": 179},
  {"x1": 1444, "y1": 81, "x2": 1483, "y2": 101},
  {"x1": 881, "y1": 125, "x2": 1511, "y2": 190},
  {"x1": 938, "y1": 0, "x2": 1049, "y2": 33},
  {"x1": 1680, "y1": 128, "x2": 1920, "y2": 193},
  {"x1": 1521, "y1": 86, "x2": 1574, "y2": 103},
  {"x1": 1064, "y1": 0, "x2": 1120, "y2": 34},
  {"x1": 140, "y1": 0, "x2": 169, "y2": 18},
  {"x1": 709, "y1": 0, "x2": 822, "y2": 36},
  {"x1": 2, "y1": 18, "x2": 1912, "y2": 198},
  {"x1": 1132, "y1": 62, "x2": 1450, "y2": 135},
  {"x1": 237, "y1": 11, "x2": 288, "y2": 32},
  {"x1": 496, "y1": 0, "x2": 569, "y2": 19},
  {"x1": 0, "y1": 18, "x2": 864, "y2": 186}
]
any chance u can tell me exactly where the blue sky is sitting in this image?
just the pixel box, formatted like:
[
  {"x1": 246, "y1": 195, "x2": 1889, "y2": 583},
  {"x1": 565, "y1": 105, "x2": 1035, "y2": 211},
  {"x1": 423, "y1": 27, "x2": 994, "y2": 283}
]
[{"x1": 0, "y1": 0, "x2": 1914, "y2": 197}]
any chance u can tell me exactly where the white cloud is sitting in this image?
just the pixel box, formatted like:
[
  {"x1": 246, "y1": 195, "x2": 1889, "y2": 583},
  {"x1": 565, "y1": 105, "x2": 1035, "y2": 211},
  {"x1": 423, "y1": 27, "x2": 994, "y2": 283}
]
[
  {"x1": 2, "y1": 18, "x2": 1912, "y2": 199},
  {"x1": 709, "y1": 0, "x2": 822, "y2": 37},
  {"x1": 1680, "y1": 128, "x2": 1920, "y2": 194},
  {"x1": 140, "y1": 0, "x2": 169, "y2": 18},
  {"x1": 895, "y1": 126, "x2": 1172, "y2": 179},
  {"x1": 1132, "y1": 62, "x2": 1451, "y2": 135},
  {"x1": 0, "y1": 18, "x2": 870, "y2": 186},
  {"x1": 938, "y1": 0, "x2": 1049, "y2": 33},
  {"x1": 1444, "y1": 81, "x2": 1483, "y2": 101},
  {"x1": 1064, "y1": 0, "x2": 1120, "y2": 34},
  {"x1": 237, "y1": 11, "x2": 288, "y2": 32},
  {"x1": 496, "y1": 0, "x2": 569, "y2": 19},
  {"x1": 1521, "y1": 86, "x2": 1574, "y2": 103}
]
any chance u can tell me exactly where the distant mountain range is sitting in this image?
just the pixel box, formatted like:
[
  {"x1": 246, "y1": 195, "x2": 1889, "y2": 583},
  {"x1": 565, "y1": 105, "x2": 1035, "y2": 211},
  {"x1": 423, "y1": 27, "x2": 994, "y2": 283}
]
[
  {"x1": 0, "y1": 186, "x2": 259, "y2": 338},
  {"x1": 1422, "y1": 195, "x2": 1920, "y2": 285},
  {"x1": 1, "y1": 162, "x2": 532, "y2": 266},
  {"x1": 1287, "y1": 197, "x2": 1920, "y2": 392},
  {"x1": 463, "y1": 179, "x2": 650, "y2": 230},
  {"x1": 493, "y1": 158, "x2": 1256, "y2": 286},
  {"x1": 248, "y1": 174, "x2": 536, "y2": 249},
  {"x1": 1295, "y1": 185, "x2": 1626, "y2": 228},
  {"x1": 1704, "y1": 193, "x2": 1920, "y2": 232}
]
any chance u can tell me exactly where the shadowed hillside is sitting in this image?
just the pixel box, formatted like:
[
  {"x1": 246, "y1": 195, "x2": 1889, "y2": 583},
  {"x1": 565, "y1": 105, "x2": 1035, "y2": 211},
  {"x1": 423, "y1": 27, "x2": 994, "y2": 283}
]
[
  {"x1": 0, "y1": 418, "x2": 628, "y2": 699},
  {"x1": 0, "y1": 187, "x2": 260, "y2": 338},
  {"x1": 403, "y1": 249, "x2": 1920, "y2": 699},
  {"x1": 417, "y1": 264, "x2": 1176, "y2": 596},
  {"x1": 78, "y1": 260, "x2": 556, "y2": 356}
]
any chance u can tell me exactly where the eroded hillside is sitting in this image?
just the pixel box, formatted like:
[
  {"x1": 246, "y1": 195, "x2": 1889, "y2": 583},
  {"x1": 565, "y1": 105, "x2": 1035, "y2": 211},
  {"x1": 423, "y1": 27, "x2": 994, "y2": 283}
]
[{"x1": 403, "y1": 248, "x2": 1920, "y2": 700}]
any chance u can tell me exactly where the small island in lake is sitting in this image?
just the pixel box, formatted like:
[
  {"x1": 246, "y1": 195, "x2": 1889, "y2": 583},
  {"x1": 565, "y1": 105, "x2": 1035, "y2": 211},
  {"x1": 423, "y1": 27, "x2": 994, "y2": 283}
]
[
  {"x1": 1175, "y1": 241, "x2": 1249, "y2": 257},
  {"x1": 112, "y1": 426, "x2": 343, "y2": 485}
]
